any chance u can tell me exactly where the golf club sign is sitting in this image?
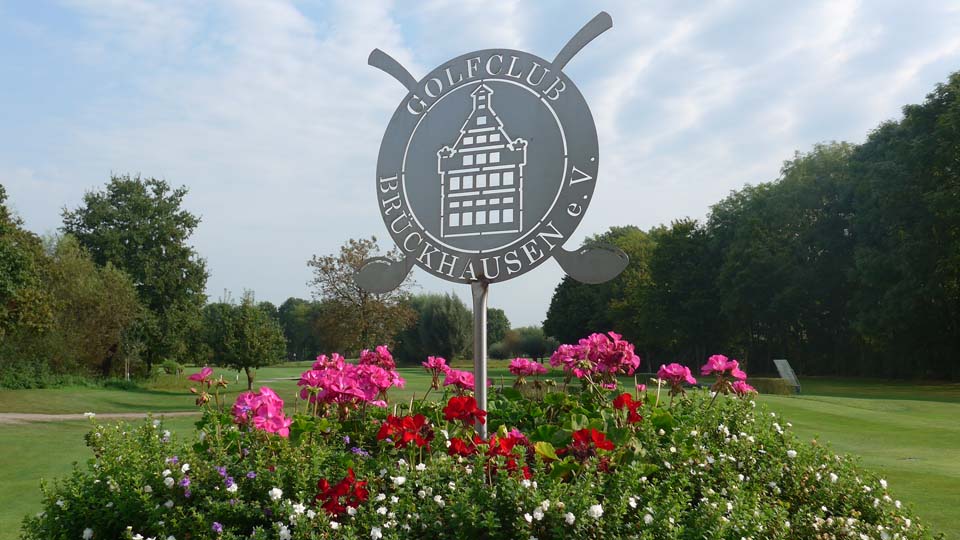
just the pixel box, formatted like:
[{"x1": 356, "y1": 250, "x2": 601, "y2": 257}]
[{"x1": 356, "y1": 12, "x2": 627, "y2": 436}]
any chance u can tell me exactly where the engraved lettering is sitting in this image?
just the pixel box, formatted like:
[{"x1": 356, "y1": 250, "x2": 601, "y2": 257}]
[
  {"x1": 526, "y1": 62, "x2": 549, "y2": 87},
  {"x1": 504, "y1": 250, "x2": 523, "y2": 274},
  {"x1": 466, "y1": 56, "x2": 482, "y2": 79},
  {"x1": 417, "y1": 242, "x2": 441, "y2": 267},
  {"x1": 505, "y1": 55, "x2": 523, "y2": 79},
  {"x1": 544, "y1": 77, "x2": 566, "y2": 101},
  {"x1": 485, "y1": 54, "x2": 504, "y2": 76},
  {"x1": 379, "y1": 175, "x2": 399, "y2": 193},
  {"x1": 480, "y1": 256, "x2": 501, "y2": 279},
  {"x1": 406, "y1": 94, "x2": 427, "y2": 115},
  {"x1": 445, "y1": 66, "x2": 463, "y2": 87},
  {"x1": 402, "y1": 231, "x2": 422, "y2": 252},
  {"x1": 536, "y1": 221, "x2": 564, "y2": 250}
]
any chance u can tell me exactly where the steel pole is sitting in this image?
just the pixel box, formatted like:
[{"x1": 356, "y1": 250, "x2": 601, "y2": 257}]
[{"x1": 471, "y1": 280, "x2": 489, "y2": 439}]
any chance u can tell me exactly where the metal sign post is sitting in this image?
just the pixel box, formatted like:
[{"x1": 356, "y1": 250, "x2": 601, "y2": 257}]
[{"x1": 356, "y1": 12, "x2": 628, "y2": 437}]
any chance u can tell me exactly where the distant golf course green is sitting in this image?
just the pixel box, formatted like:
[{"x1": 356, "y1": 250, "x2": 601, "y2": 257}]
[{"x1": 0, "y1": 364, "x2": 957, "y2": 540}]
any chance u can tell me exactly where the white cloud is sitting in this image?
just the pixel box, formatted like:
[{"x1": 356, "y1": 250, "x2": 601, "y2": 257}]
[{"x1": 2, "y1": 0, "x2": 960, "y2": 327}]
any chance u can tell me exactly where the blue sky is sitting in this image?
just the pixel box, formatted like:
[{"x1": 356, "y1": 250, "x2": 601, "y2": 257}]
[{"x1": 2, "y1": 0, "x2": 959, "y2": 327}]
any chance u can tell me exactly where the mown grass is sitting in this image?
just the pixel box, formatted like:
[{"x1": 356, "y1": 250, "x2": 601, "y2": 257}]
[{"x1": 0, "y1": 364, "x2": 957, "y2": 539}]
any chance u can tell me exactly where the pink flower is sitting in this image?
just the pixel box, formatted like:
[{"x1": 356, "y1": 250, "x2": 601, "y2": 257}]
[
  {"x1": 422, "y1": 356, "x2": 451, "y2": 373},
  {"x1": 549, "y1": 332, "x2": 641, "y2": 381},
  {"x1": 231, "y1": 387, "x2": 292, "y2": 437},
  {"x1": 657, "y1": 363, "x2": 697, "y2": 393},
  {"x1": 731, "y1": 380, "x2": 757, "y2": 396},
  {"x1": 187, "y1": 366, "x2": 214, "y2": 383},
  {"x1": 312, "y1": 353, "x2": 346, "y2": 370},
  {"x1": 700, "y1": 354, "x2": 747, "y2": 380},
  {"x1": 443, "y1": 369, "x2": 491, "y2": 393},
  {"x1": 422, "y1": 356, "x2": 451, "y2": 390},
  {"x1": 359, "y1": 345, "x2": 396, "y2": 370},
  {"x1": 508, "y1": 358, "x2": 548, "y2": 377},
  {"x1": 636, "y1": 383, "x2": 647, "y2": 393}
]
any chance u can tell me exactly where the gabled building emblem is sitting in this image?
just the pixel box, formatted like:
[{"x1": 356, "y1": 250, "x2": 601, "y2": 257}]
[{"x1": 438, "y1": 84, "x2": 527, "y2": 238}]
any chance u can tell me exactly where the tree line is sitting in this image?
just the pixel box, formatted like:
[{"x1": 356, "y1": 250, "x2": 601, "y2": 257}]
[{"x1": 545, "y1": 71, "x2": 960, "y2": 380}]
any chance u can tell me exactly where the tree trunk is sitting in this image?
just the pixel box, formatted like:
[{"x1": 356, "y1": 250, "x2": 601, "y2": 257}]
[{"x1": 245, "y1": 367, "x2": 254, "y2": 390}]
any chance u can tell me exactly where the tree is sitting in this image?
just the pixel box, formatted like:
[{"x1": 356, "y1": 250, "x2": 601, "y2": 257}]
[
  {"x1": 500, "y1": 326, "x2": 558, "y2": 361},
  {"x1": 0, "y1": 184, "x2": 50, "y2": 337},
  {"x1": 203, "y1": 293, "x2": 286, "y2": 389},
  {"x1": 307, "y1": 237, "x2": 415, "y2": 355},
  {"x1": 42, "y1": 235, "x2": 143, "y2": 376},
  {"x1": 61, "y1": 175, "x2": 208, "y2": 371},
  {"x1": 393, "y1": 293, "x2": 471, "y2": 363},
  {"x1": 486, "y1": 308, "x2": 510, "y2": 346},
  {"x1": 277, "y1": 297, "x2": 328, "y2": 361}
]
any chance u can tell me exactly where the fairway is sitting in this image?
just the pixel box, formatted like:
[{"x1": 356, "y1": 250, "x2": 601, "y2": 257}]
[{"x1": 0, "y1": 369, "x2": 957, "y2": 540}]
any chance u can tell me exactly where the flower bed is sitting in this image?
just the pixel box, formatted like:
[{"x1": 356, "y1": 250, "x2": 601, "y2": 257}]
[{"x1": 22, "y1": 338, "x2": 931, "y2": 539}]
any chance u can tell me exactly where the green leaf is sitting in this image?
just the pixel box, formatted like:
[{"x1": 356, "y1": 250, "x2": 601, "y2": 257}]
[{"x1": 534, "y1": 441, "x2": 559, "y2": 461}]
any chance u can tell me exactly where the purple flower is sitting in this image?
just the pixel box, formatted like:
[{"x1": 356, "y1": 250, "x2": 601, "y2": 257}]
[
  {"x1": 216, "y1": 466, "x2": 227, "y2": 477},
  {"x1": 350, "y1": 446, "x2": 370, "y2": 457},
  {"x1": 166, "y1": 456, "x2": 179, "y2": 464},
  {"x1": 184, "y1": 489, "x2": 192, "y2": 499},
  {"x1": 179, "y1": 476, "x2": 191, "y2": 488},
  {"x1": 342, "y1": 435, "x2": 351, "y2": 445},
  {"x1": 225, "y1": 477, "x2": 235, "y2": 488},
  {"x1": 246, "y1": 471, "x2": 257, "y2": 479},
  {"x1": 212, "y1": 521, "x2": 223, "y2": 534}
]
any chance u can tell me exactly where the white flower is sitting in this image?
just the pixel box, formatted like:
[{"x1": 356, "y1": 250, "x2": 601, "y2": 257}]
[
  {"x1": 377, "y1": 506, "x2": 388, "y2": 515},
  {"x1": 397, "y1": 458, "x2": 407, "y2": 467},
  {"x1": 895, "y1": 500, "x2": 902, "y2": 509},
  {"x1": 905, "y1": 518, "x2": 911, "y2": 528},
  {"x1": 587, "y1": 504, "x2": 603, "y2": 519},
  {"x1": 520, "y1": 479, "x2": 532, "y2": 488},
  {"x1": 416, "y1": 463, "x2": 427, "y2": 472},
  {"x1": 132, "y1": 535, "x2": 143, "y2": 540},
  {"x1": 434, "y1": 495, "x2": 445, "y2": 507},
  {"x1": 564, "y1": 512, "x2": 575, "y2": 525},
  {"x1": 330, "y1": 521, "x2": 340, "y2": 530},
  {"x1": 152, "y1": 419, "x2": 161, "y2": 428},
  {"x1": 628, "y1": 497, "x2": 637, "y2": 509},
  {"x1": 307, "y1": 509, "x2": 316, "y2": 519},
  {"x1": 644, "y1": 514, "x2": 654, "y2": 525},
  {"x1": 180, "y1": 464, "x2": 190, "y2": 473},
  {"x1": 226, "y1": 483, "x2": 238, "y2": 493},
  {"x1": 292, "y1": 503, "x2": 306, "y2": 515},
  {"x1": 163, "y1": 477, "x2": 175, "y2": 488},
  {"x1": 540, "y1": 500, "x2": 550, "y2": 511},
  {"x1": 371, "y1": 526, "x2": 383, "y2": 539},
  {"x1": 84, "y1": 412, "x2": 96, "y2": 419},
  {"x1": 346, "y1": 507, "x2": 358, "y2": 516},
  {"x1": 392, "y1": 476, "x2": 406, "y2": 486},
  {"x1": 524, "y1": 513, "x2": 533, "y2": 524},
  {"x1": 83, "y1": 528, "x2": 94, "y2": 539},
  {"x1": 532, "y1": 508, "x2": 544, "y2": 521},
  {"x1": 162, "y1": 469, "x2": 172, "y2": 478},
  {"x1": 829, "y1": 473, "x2": 839, "y2": 483},
  {"x1": 167, "y1": 536, "x2": 176, "y2": 540},
  {"x1": 269, "y1": 487, "x2": 283, "y2": 501},
  {"x1": 390, "y1": 496, "x2": 399, "y2": 504},
  {"x1": 143, "y1": 485, "x2": 153, "y2": 493},
  {"x1": 164, "y1": 500, "x2": 174, "y2": 509},
  {"x1": 418, "y1": 490, "x2": 427, "y2": 499},
  {"x1": 278, "y1": 525, "x2": 291, "y2": 540},
  {"x1": 786, "y1": 450, "x2": 797, "y2": 459},
  {"x1": 880, "y1": 478, "x2": 888, "y2": 489}
]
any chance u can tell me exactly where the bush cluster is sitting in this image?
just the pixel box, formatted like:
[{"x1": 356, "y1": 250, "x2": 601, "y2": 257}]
[{"x1": 22, "y1": 341, "x2": 932, "y2": 540}]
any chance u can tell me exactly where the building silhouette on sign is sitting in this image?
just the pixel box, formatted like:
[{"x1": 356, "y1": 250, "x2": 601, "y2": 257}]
[{"x1": 437, "y1": 84, "x2": 527, "y2": 238}]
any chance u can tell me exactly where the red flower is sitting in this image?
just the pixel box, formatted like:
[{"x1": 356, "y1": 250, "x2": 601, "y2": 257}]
[
  {"x1": 572, "y1": 428, "x2": 615, "y2": 451},
  {"x1": 448, "y1": 437, "x2": 477, "y2": 457},
  {"x1": 376, "y1": 414, "x2": 434, "y2": 449},
  {"x1": 315, "y1": 468, "x2": 368, "y2": 516},
  {"x1": 443, "y1": 396, "x2": 487, "y2": 426},
  {"x1": 612, "y1": 393, "x2": 643, "y2": 424}
]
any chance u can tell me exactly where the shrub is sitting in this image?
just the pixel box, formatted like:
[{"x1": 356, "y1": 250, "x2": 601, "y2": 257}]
[
  {"x1": 161, "y1": 359, "x2": 184, "y2": 376},
  {"x1": 750, "y1": 377, "x2": 795, "y2": 395},
  {"x1": 22, "y1": 341, "x2": 932, "y2": 540}
]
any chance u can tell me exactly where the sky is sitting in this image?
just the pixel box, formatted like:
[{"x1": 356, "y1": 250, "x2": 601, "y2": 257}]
[{"x1": 2, "y1": 0, "x2": 960, "y2": 328}]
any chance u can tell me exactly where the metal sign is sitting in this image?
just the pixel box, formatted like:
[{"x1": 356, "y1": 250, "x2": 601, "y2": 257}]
[{"x1": 356, "y1": 12, "x2": 627, "y2": 437}]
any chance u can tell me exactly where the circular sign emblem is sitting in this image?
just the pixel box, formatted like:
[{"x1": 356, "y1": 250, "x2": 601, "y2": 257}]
[{"x1": 376, "y1": 49, "x2": 599, "y2": 284}]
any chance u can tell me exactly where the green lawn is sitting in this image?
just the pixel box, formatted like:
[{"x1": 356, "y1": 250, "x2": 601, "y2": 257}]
[{"x1": 0, "y1": 367, "x2": 957, "y2": 539}]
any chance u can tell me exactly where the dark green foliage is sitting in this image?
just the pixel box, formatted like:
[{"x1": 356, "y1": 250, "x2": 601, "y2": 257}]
[
  {"x1": 277, "y1": 297, "x2": 329, "y2": 361},
  {"x1": 61, "y1": 175, "x2": 209, "y2": 371},
  {"x1": 544, "y1": 71, "x2": 960, "y2": 379},
  {"x1": 487, "y1": 307, "x2": 511, "y2": 346},
  {"x1": 395, "y1": 293, "x2": 471, "y2": 363},
  {"x1": 200, "y1": 293, "x2": 287, "y2": 389},
  {"x1": 500, "y1": 326, "x2": 558, "y2": 361}
]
